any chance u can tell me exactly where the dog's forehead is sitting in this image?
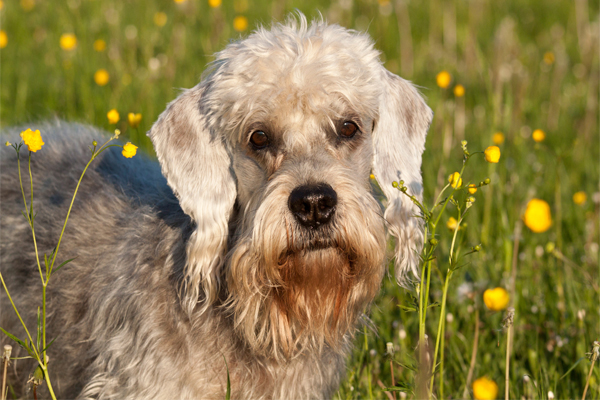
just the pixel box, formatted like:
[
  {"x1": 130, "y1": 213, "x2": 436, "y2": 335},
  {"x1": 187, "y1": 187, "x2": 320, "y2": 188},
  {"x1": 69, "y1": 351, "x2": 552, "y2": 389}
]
[{"x1": 206, "y1": 22, "x2": 384, "y2": 140}]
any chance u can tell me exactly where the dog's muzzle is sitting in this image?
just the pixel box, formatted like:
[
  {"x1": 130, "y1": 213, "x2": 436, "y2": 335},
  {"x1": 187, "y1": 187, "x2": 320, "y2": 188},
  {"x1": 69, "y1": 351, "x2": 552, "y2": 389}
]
[{"x1": 288, "y1": 183, "x2": 337, "y2": 229}]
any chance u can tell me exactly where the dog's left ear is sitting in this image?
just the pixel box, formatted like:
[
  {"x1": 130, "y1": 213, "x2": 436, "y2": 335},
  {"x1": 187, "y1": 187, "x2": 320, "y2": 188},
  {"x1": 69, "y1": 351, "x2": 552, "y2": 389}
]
[
  {"x1": 148, "y1": 84, "x2": 237, "y2": 314},
  {"x1": 372, "y1": 70, "x2": 433, "y2": 285}
]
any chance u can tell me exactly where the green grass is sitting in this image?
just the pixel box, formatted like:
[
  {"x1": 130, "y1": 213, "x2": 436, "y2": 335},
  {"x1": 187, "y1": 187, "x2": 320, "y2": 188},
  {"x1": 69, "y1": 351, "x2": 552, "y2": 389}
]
[{"x1": 1, "y1": 0, "x2": 598, "y2": 398}]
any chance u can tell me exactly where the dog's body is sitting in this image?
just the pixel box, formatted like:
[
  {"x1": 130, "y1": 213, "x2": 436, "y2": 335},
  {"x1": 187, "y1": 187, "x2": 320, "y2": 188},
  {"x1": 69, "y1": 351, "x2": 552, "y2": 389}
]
[{"x1": 1, "y1": 16, "x2": 431, "y2": 399}]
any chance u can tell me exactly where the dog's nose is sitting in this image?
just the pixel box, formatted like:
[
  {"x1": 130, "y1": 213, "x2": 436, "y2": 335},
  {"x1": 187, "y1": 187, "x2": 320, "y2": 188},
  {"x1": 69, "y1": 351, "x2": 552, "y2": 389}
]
[{"x1": 288, "y1": 183, "x2": 337, "y2": 229}]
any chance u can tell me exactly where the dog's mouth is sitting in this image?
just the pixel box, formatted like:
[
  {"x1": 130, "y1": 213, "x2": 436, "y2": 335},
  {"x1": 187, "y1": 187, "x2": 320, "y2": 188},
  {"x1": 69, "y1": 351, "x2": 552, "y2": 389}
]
[{"x1": 278, "y1": 235, "x2": 340, "y2": 265}]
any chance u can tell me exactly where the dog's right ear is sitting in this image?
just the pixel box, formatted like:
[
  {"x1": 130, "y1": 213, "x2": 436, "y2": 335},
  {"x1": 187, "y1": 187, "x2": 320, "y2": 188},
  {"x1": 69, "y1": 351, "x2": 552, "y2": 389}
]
[{"x1": 148, "y1": 84, "x2": 237, "y2": 315}]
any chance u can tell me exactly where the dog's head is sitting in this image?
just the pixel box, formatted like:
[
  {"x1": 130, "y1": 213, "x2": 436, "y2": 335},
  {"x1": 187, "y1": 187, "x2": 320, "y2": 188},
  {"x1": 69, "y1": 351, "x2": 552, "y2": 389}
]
[{"x1": 149, "y1": 15, "x2": 432, "y2": 358}]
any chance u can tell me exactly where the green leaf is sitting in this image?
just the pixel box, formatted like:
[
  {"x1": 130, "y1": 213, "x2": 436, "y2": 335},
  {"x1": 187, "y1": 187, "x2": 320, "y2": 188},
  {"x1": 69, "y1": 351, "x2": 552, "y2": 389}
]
[
  {"x1": 559, "y1": 357, "x2": 587, "y2": 380},
  {"x1": 42, "y1": 337, "x2": 57, "y2": 353},
  {"x1": 0, "y1": 327, "x2": 27, "y2": 350},
  {"x1": 53, "y1": 257, "x2": 76, "y2": 273},
  {"x1": 427, "y1": 302, "x2": 440, "y2": 309},
  {"x1": 399, "y1": 305, "x2": 417, "y2": 312},
  {"x1": 382, "y1": 382, "x2": 413, "y2": 393}
]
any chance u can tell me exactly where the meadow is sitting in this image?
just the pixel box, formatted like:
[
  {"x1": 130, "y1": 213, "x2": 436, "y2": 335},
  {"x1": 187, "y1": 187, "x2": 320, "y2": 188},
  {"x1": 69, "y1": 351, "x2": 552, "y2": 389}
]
[{"x1": 1, "y1": 0, "x2": 599, "y2": 398}]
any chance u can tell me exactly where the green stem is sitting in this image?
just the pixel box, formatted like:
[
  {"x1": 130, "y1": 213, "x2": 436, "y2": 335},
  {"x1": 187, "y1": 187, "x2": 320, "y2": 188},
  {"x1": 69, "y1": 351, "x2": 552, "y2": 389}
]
[
  {"x1": 47, "y1": 140, "x2": 116, "y2": 274},
  {"x1": 0, "y1": 273, "x2": 39, "y2": 360}
]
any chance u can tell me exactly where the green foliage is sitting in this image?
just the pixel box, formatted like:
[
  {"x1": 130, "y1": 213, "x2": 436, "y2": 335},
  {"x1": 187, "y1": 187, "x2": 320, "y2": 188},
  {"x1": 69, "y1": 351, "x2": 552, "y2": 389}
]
[{"x1": 1, "y1": 0, "x2": 598, "y2": 399}]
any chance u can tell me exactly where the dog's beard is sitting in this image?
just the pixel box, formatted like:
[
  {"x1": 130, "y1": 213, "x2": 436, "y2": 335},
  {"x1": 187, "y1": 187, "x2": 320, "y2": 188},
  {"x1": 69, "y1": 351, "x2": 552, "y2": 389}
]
[{"x1": 225, "y1": 184, "x2": 386, "y2": 360}]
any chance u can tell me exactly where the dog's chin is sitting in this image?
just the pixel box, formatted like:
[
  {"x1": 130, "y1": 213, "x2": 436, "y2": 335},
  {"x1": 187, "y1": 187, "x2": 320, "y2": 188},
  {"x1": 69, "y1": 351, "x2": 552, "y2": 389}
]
[{"x1": 227, "y1": 229, "x2": 385, "y2": 360}]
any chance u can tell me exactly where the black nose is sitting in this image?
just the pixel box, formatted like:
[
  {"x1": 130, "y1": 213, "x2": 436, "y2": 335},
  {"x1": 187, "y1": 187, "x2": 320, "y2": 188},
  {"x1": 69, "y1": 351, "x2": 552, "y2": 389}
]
[{"x1": 288, "y1": 183, "x2": 337, "y2": 229}]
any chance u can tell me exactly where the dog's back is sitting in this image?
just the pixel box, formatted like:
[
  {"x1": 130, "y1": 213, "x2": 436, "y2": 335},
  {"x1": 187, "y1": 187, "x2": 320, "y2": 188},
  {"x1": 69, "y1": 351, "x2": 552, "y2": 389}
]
[{"x1": 1, "y1": 122, "x2": 196, "y2": 398}]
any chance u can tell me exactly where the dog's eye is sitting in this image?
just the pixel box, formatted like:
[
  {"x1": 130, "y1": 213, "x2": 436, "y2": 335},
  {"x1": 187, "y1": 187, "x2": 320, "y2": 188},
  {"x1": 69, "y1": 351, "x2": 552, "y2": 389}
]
[
  {"x1": 339, "y1": 121, "x2": 358, "y2": 138},
  {"x1": 249, "y1": 131, "x2": 269, "y2": 149}
]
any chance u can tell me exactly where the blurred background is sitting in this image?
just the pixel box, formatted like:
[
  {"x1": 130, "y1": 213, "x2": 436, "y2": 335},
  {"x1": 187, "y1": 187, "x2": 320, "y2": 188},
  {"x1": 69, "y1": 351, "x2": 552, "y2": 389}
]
[{"x1": 1, "y1": 0, "x2": 598, "y2": 398}]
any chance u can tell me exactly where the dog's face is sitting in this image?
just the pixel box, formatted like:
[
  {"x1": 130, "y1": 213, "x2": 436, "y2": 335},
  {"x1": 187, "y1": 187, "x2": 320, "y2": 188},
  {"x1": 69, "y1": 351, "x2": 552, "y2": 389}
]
[{"x1": 149, "y1": 17, "x2": 432, "y2": 359}]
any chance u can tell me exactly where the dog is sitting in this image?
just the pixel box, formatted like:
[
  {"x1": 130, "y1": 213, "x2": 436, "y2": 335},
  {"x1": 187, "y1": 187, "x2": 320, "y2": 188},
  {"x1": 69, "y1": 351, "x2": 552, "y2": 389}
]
[{"x1": 0, "y1": 14, "x2": 432, "y2": 399}]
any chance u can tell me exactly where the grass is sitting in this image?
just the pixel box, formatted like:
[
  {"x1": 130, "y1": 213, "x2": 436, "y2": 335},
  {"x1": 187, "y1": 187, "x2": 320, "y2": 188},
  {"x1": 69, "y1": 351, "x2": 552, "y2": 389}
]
[{"x1": 1, "y1": 0, "x2": 598, "y2": 398}]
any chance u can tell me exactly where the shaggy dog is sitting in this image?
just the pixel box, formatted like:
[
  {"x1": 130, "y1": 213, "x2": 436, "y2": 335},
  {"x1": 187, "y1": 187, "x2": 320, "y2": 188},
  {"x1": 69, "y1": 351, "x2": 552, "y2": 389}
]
[{"x1": 0, "y1": 15, "x2": 431, "y2": 399}]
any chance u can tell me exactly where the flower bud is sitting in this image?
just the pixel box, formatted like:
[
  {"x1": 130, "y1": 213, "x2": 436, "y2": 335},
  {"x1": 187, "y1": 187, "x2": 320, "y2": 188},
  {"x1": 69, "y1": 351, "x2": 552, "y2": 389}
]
[
  {"x1": 484, "y1": 178, "x2": 491, "y2": 185},
  {"x1": 92, "y1": 140, "x2": 98, "y2": 147},
  {"x1": 392, "y1": 181, "x2": 398, "y2": 188},
  {"x1": 429, "y1": 238, "x2": 438, "y2": 246}
]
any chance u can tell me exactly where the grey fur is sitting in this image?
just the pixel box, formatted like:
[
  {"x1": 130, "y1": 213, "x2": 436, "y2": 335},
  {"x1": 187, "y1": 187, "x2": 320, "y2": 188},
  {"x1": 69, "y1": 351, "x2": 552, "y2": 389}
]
[{"x1": 1, "y1": 15, "x2": 431, "y2": 399}]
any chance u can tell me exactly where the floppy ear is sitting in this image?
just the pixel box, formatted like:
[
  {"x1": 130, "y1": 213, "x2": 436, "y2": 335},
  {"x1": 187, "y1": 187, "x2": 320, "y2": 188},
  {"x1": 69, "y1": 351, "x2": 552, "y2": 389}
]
[
  {"x1": 148, "y1": 84, "x2": 237, "y2": 315},
  {"x1": 372, "y1": 70, "x2": 433, "y2": 285}
]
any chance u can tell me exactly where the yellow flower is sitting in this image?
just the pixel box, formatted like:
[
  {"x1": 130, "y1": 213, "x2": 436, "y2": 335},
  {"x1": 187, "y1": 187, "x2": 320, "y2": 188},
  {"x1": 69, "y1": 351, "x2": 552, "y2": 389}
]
[
  {"x1": 128, "y1": 113, "x2": 142, "y2": 128},
  {"x1": 483, "y1": 287, "x2": 509, "y2": 311},
  {"x1": 60, "y1": 33, "x2": 77, "y2": 51},
  {"x1": 484, "y1": 146, "x2": 500, "y2": 163},
  {"x1": 573, "y1": 191, "x2": 587, "y2": 205},
  {"x1": 524, "y1": 198, "x2": 552, "y2": 233},
  {"x1": 0, "y1": 0, "x2": 3, "y2": 11},
  {"x1": 436, "y1": 70, "x2": 451, "y2": 89},
  {"x1": 107, "y1": 109, "x2": 120, "y2": 124},
  {"x1": 453, "y1": 84, "x2": 465, "y2": 97},
  {"x1": 532, "y1": 129, "x2": 545, "y2": 142},
  {"x1": 447, "y1": 217, "x2": 458, "y2": 231},
  {"x1": 154, "y1": 12, "x2": 168, "y2": 27},
  {"x1": 369, "y1": 174, "x2": 375, "y2": 180},
  {"x1": 209, "y1": 0, "x2": 222, "y2": 6},
  {"x1": 448, "y1": 172, "x2": 462, "y2": 188},
  {"x1": 93, "y1": 39, "x2": 106, "y2": 52},
  {"x1": 543, "y1": 51, "x2": 555, "y2": 65},
  {"x1": 94, "y1": 69, "x2": 110, "y2": 86},
  {"x1": 233, "y1": 16, "x2": 248, "y2": 32},
  {"x1": 5, "y1": 141, "x2": 11, "y2": 146},
  {"x1": 20, "y1": 0, "x2": 34, "y2": 11},
  {"x1": 0, "y1": 30, "x2": 6, "y2": 49},
  {"x1": 122, "y1": 142, "x2": 138, "y2": 158},
  {"x1": 174, "y1": 0, "x2": 186, "y2": 3},
  {"x1": 492, "y1": 132, "x2": 504, "y2": 145},
  {"x1": 20, "y1": 128, "x2": 44, "y2": 153},
  {"x1": 472, "y1": 376, "x2": 499, "y2": 400},
  {"x1": 468, "y1": 184, "x2": 478, "y2": 194}
]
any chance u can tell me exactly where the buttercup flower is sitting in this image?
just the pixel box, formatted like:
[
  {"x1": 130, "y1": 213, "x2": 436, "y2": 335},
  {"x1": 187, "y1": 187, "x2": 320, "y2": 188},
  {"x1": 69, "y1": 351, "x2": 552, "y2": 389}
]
[
  {"x1": 483, "y1": 287, "x2": 509, "y2": 311},
  {"x1": 447, "y1": 217, "x2": 458, "y2": 231},
  {"x1": 0, "y1": 30, "x2": 7, "y2": 49},
  {"x1": 154, "y1": 12, "x2": 167, "y2": 27},
  {"x1": 209, "y1": 0, "x2": 221, "y2": 7},
  {"x1": 20, "y1": 0, "x2": 34, "y2": 11},
  {"x1": 60, "y1": 33, "x2": 77, "y2": 51},
  {"x1": 524, "y1": 198, "x2": 552, "y2": 233},
  {"x1": 20, "y1": 128, "x2": 44, "y2": 152},
  {"x1": 492, "y1": 132, "x2": 504, "y2": 145},
  {"x1": 94, "y1": 69, "x2": 110, "y2": 86},
  {"x1": 468, "y1": 184, "x2": 478, "y2": 194},
  {"x1": 93, "y1": 39, "x2": 106, "y2": 52},
  {"x1": 128, "y1": 113, "x2": 142, "y2": 128},
  {"x1": 448, "y1": 172, "x2": 462, "y2": 188},
  {"x1": 174, "y1": 0, "x2": 186, "y2": 3},
  {"x1": 573, "y1": 191, "x2": 587, "y2": 205},
  {"x1": 5, "y1": 141, "x2": 11, "y2": 147},
  {"x1": 543, "y1": 51, "x2": 555, "y2": 65},
  {"x1": 532, "y1": 129, "x2": 545, "y2": 142},
  {"x1": 234, "y1": 16, "x2": 248, "y2": 32},
  {"x1": 453, "y1": 84, "x2": 465, "y2": 97},
  {"x1": 472, "y1": 376, "x2": 499, "y2": 400},
  {"x1": 436, "y1": 70, "x2": 451, "y2": 89},
  {"x1": 107, "y1": 109, "x2": 120, "y2": 124},
  {"x1": 484, "y1": 146, "x2": 500, "y2": 163},
  {"x1": 122, "y1": 142, "x2": 138, "y2": 158}
]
